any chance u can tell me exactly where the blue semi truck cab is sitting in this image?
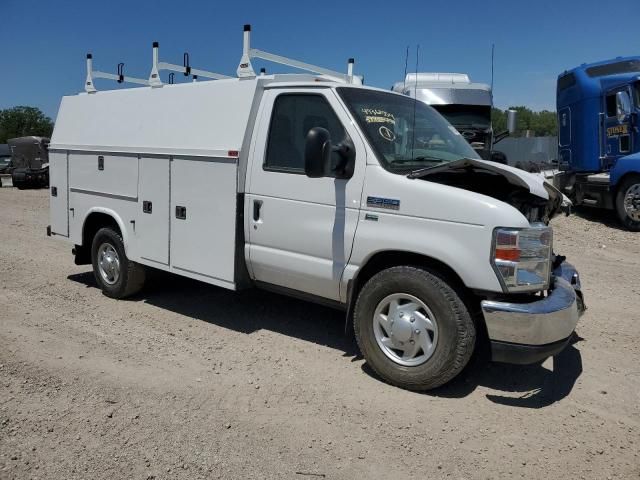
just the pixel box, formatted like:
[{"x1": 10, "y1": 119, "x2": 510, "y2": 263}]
[{"x1": 555, "y1": 57, "x2": 640, "y2": 230}]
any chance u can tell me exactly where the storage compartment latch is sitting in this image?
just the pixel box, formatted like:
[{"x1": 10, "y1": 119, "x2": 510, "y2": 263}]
[{"x1": 175, "y1": 206, "x2": 187, "y2": 220}]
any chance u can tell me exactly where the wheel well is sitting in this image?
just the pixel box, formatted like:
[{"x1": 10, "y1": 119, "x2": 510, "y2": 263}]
[
  {"x1": 351, "y1": 251, "x2": 466, "y2": 298},
  {"x1": 615, "y1": 172, "x2": 640, "y2": 195},
  {"x1": 345, "y1": 251, "x2": 473, "y2": 331},
  {"x1": 82, "y1": 212, "x2": 121, "y2": 248}
]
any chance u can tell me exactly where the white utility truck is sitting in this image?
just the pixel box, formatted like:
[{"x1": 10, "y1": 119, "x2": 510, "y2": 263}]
[{"x1": 48, "y1": 25, "x2": 585, "y2": 390}]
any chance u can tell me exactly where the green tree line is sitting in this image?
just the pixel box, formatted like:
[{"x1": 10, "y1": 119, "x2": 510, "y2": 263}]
[
  {"x1": 0, "y1": 106, "x2": 54, "y2": 143},
  {"x1": 492, "y1": 107, "x2": 557, "y2": 137}
]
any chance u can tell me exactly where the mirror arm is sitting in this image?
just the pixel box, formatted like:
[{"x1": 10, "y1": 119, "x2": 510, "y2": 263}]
[{"x1": 493, "y1": 130, "x2": 510, "y2": 145}]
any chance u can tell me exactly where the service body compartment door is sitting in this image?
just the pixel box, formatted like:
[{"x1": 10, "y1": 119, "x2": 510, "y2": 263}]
[
  {"x1": 49, "y1": 150, "x2": 69, "y2": 236},
  {"x1": 170, "y1": 157, "x2": 237, "y2": 288},
  {"x1": 137, "y1": 157, "x2": 170, "y2": 265}
]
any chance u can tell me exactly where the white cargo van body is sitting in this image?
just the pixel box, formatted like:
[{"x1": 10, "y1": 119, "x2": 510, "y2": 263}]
[
  {"x1": 48, "y1": 30, "x2": 585, "y2": 391},
  {"x1": 50, "y1": 79, "x2": 260, "y2": 288}
]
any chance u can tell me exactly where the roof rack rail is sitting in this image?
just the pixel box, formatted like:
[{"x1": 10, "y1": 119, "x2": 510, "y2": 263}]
[
  {"x1": 83, "y1": 24, "x2": 361, "y2": 93},
  {"x1": 85, "y1": 54, "x2": 150, "y2": 93},
  {"x1": 236, "y1": 24, "x2": 360, "y2": 85},
  {"x1": 148, "y1": 42, "x2": 232, "y2": 87}
]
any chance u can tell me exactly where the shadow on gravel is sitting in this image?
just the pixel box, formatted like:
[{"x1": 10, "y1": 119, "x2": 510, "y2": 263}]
[
  {"x1": 572, "y1": 205, "x2": 624, "y2": 231},
  {"x1": 69, "y1": 270, "x2": 582, "y2": 406},
  {"x1": 68, "y1": 270, "x2": 361, "y2": 359},
  {"x1": 424, "y1": 333, "x2": 584, "y2": 408}
]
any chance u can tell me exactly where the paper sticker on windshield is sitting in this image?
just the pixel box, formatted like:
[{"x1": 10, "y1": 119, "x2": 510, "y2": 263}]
[
  {"x1": 448, "y1": 125, "x2": 461, "y2": 136},
  {"x1": 362, "y1": 108, "x2": 395, "y2": 125},
  {"x1": 378, "y1": 126, "x2": 396, "y2": 142}
]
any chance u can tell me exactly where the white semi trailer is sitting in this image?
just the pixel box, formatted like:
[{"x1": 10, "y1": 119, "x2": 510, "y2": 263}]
[{"x1": 48, "y1": 26, "x2": 584, "y2": 391}]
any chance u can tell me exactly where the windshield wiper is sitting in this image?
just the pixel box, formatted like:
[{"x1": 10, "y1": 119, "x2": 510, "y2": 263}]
[{"x1": 407, "y1": 157, "x2": 469, "y2": 179}]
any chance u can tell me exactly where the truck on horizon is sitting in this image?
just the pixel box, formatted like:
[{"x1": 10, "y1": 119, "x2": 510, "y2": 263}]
[
  {"x1": 7, "y1": 136, "x2": 50, "y2": 189},
  {"x1": 392, "y1": 72, "x2": 516, "y2": 163},
  {"x1": 553, "y1": 56, "x2": 640, "y2": 230}
]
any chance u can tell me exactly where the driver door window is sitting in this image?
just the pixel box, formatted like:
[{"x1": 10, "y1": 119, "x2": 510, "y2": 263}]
[{"x1": 264, "y1": 94, "x2": 346, "y2": 174}]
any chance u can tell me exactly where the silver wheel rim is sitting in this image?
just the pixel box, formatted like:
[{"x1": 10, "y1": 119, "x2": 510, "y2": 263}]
[
  {"x1": 373, "y1": 293, "x2": 438, "y2": 367},
  {"x1": 97, "y1": 242, "x2": 121, "y2": 285},
  {"x1": 623, "y1": 183, "x2": 640, "y2": 222}
]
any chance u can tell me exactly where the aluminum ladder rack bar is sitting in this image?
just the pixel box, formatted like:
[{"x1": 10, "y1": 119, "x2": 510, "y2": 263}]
[
  {"x1": 93, "y1": 71, "x2": 150, "y2": 85},
  {"x1": 85, "y1": 55, "x2": 149, "y2": 93},
  {"x1": 249, "y1": 48, "x2": 349, "y2": 82},
  {"x1": 237, "y1": 24, "x2": 359, "y2": 84},
  {"x1": 148, "y1": 42, "x2": 231, "y2": 87},
  {"x1": 156, "y1": 62, "x2": 231, "y2": 80}
]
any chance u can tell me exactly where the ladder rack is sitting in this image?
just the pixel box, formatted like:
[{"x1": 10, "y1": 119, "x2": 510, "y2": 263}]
[
  {"x1": 85, "y1": 55, "x2": 150, "y2": 93},
  {"x1": 236, "y1": 24, "x2": 360, "y2": 84},
  {"x1": 148, "y1": 43, "x2": 232, "y2": 87},
  {"x1": 83, "y1": 24, "x2": 360, "y2": 93}
]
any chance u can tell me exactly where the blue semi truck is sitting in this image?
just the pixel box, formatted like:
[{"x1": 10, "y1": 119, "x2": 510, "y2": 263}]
[{"x1": 555, "y1": 57, "x2": 640, "y2": 230}]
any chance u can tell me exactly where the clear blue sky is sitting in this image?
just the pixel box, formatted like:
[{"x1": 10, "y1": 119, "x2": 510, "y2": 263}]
[{"x1": 1, "y1": 0, "x2": 638, "y2": 120}]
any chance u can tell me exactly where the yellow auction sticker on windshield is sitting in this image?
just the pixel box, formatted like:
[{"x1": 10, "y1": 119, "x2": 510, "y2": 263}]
[{"x1": 362, "y1": 108, "x2": 395, "y2": 125}]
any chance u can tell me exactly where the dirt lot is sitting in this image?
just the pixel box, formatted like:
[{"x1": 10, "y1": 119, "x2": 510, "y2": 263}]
[{"x1": 0, "y1": 188, "x2": 638, "y2": 480}]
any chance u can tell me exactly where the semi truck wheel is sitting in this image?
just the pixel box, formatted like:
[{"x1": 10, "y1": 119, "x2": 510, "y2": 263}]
[
  {"x1": 91, "y1": 227, "x2": 146, "y2": 298},
  {"x1": 353, "y1": 266, "x2": 475, "y2": 391},
  {"x1": 615, "y1": 175, "x2": 640, "y2": 232}
]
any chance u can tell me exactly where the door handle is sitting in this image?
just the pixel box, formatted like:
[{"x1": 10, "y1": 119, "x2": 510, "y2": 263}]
[{"x1": 253, "y1": 200, "x2": 262, "y2": 222}]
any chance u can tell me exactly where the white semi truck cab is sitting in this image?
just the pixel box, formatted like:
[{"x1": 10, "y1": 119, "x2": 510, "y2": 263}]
[{"x1": 47, "y1": 26, "x2": 585, "y2": 390}]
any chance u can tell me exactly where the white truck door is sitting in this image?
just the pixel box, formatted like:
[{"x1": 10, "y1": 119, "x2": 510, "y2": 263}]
[
  {"x1": 246, "y1": 89, "x2": 366, "y2": 301},
  {"x1": 49, "y1": 151, "x2": 68, "y2": 237},
  {"x1": 137, "y1": 157, "x2": 170, "y2": 265}
]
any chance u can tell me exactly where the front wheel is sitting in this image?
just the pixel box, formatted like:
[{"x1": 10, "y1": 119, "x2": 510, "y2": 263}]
[
  {"x1": 353, "y1": 266, "x2": 475, "y2": 391},
  {"x1": 91, "y1": 227, "x2": 146, "y2": 298},
  {"x1": 615, "y1": 175, "x2": 640, "y2": 231}
]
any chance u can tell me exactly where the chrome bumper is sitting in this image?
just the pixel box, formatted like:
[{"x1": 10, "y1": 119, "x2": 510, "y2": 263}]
[{"x1": 481, "y1": 262, "x2": 585, "y2": 348}]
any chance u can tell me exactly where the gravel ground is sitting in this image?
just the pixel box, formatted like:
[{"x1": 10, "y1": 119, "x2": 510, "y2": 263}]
[{"x1": 0, "y1": 188, "x2": 638, "y2": 480}]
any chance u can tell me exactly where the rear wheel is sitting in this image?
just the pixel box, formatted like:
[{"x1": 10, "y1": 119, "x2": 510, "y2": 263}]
[
  {"x1": 91, "y1": 227, "x2": 145, "y2": 298},
  {"x1": 615, "y1": 175, "x2": 640, "y2": 231},
  {"x1": 353, "y1": 266, "x2": 475, "y2": 391}
]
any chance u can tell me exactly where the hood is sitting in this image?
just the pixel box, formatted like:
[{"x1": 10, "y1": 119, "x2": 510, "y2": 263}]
[{"x1": 409, "y1": 158, "x2": 566, "y2": 222}]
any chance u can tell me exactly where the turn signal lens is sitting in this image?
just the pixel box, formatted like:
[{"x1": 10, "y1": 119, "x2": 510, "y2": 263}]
[{"x1": 494, "y1": 248, "x2": 521, "y2": 262}]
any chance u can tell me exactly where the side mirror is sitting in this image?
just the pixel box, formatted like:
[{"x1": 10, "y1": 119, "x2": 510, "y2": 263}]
[
  {"x1": 616, "y1": 91, "x2": 631, "y2": 123},
  {"x1": 506, "y1": 109, "x2": 518, "y2": 134},
  {"x1": 304, "y1": 127, "x2": 332, "y2": 178}
]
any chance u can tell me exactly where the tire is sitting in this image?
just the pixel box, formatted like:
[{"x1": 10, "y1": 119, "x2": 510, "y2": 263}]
[
  {"x1": 353, "y1": 266, "x2": 475, "y2": 391},
  {"x1": 615, "y1": 175, "x2": 640, "y2": 231},
  {"x1": 91, "y1": 227, "x2": 145, "y2": 298}
]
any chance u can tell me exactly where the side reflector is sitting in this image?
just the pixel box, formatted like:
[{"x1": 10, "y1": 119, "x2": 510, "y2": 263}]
[{"x1": 228, "y1": 150, "x2": 239, "y2": 157}]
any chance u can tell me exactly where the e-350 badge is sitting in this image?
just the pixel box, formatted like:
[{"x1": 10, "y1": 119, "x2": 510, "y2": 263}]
[{"x1": 367, "y1": 196, "x2": 400, "y2": 210}]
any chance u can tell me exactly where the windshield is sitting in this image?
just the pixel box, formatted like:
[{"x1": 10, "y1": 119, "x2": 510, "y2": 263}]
[
  {"x1": 431, "y1": 104, "x2": 491, "y2": 128},
  {"x1": 337, "y1": 87, "x2": 479, "y2": 173},
  {"x1": 634, "y1": 82, "x2": 640, "y2": 109}
]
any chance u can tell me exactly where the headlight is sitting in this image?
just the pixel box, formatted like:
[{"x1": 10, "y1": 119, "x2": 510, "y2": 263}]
[{"x1": 491, "y1": 224, "x2": 553, "y2": 293}]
